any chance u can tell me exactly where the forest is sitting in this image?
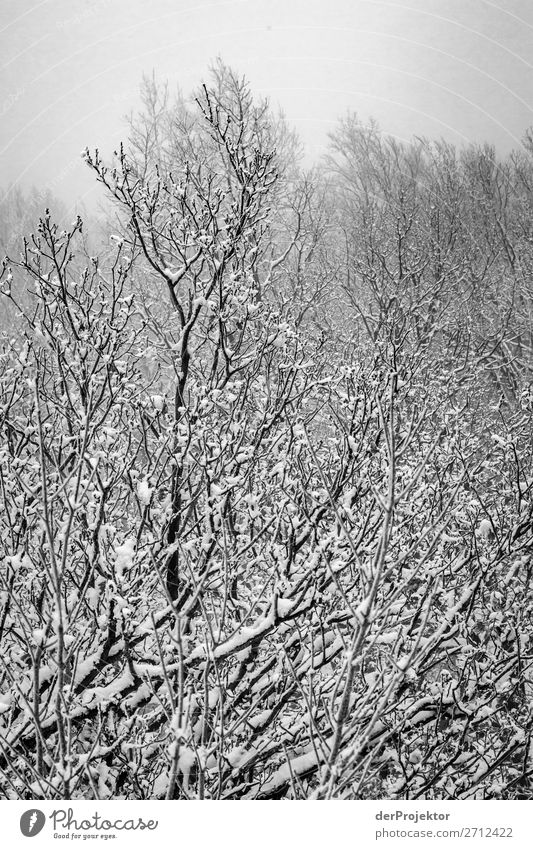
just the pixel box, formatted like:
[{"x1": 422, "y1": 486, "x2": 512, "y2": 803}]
[{"x1": 1, "y1": 61, "x2": 533, "y2": 800}]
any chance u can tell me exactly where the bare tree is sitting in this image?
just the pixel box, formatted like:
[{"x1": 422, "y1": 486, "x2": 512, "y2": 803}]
[{"x1": 1, "y1": 72, "x2": 533, "y2": 801}]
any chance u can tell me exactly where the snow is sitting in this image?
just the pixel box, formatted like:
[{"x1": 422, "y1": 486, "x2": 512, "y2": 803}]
[
  {"x1": 150, "y1": 394, "x2": 166, "y2": 411},
  {"x1": 252, "y1": 748, "x2": 318, "y2": 797},
  {"x1": 213, "y1": 610, "x2": 275, "y2": 658},
  {"x1": 164, "y1": 266, "x2": 186, "y2": 284},
  {"x1": 86, "y1": 587, "x2": 100, "y2": 611},
  {"x1": 151, "y1": 774, "x2": 168, "y2": 797},
  {"x1": 90, "y1": 670, "x2": 135, "y2": 706},
  {"x1": 374, "y1": 631, "x2": 400, "y2": 646},
  {"x1": 277, "y1": 597, "x2": 295, "y2": 616},
  {"x1": 124, "y1": 682, "x2": 152, "y2": 709},
  {"x1": 249, "y1": 709, "x2": 272, "y2": 728},
  {"x1": 137, "y1": 478, "x2": 153, "y2": 505},
  {"x1": 114, "y1": 537, "x2": 136, "y2": 575},
  {"x1": 177, "y1": 747, "x2": 196, "y2": 774},
  {"x1": 226, "y1": 745, "x2": 247, "y2": 768},
  {"x1": 477, "y1": 518, "x2": 492, "y2": 539}
]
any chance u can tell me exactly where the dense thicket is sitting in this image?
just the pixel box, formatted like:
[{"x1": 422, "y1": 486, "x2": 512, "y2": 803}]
[{"x1": 1, "y1": 64, "x2": 533, "y2": 800}]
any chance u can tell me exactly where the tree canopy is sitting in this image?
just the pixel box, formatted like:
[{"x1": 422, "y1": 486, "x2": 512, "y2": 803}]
[{"x1": 1, "y1": 64, "x2": 533, "y2": 800}]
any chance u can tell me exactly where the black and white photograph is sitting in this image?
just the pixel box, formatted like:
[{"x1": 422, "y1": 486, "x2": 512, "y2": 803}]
[{"x1": 1, "y1": 0, "x2": 533, "y2": 824}]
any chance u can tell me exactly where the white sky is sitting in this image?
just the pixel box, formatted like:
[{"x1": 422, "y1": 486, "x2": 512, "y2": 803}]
[{"x1": 1, "y1": 0, "x2": 532, "y2": 217}]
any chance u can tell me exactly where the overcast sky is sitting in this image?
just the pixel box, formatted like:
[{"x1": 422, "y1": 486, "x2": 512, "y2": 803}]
[{"x1": 1, "y1": 0, "x2": 532, "y2": 217}]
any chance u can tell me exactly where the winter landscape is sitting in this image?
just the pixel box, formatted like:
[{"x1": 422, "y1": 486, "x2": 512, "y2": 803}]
[{"x1": 1, "y1": 3, "x2": 533, "y2": 803}]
